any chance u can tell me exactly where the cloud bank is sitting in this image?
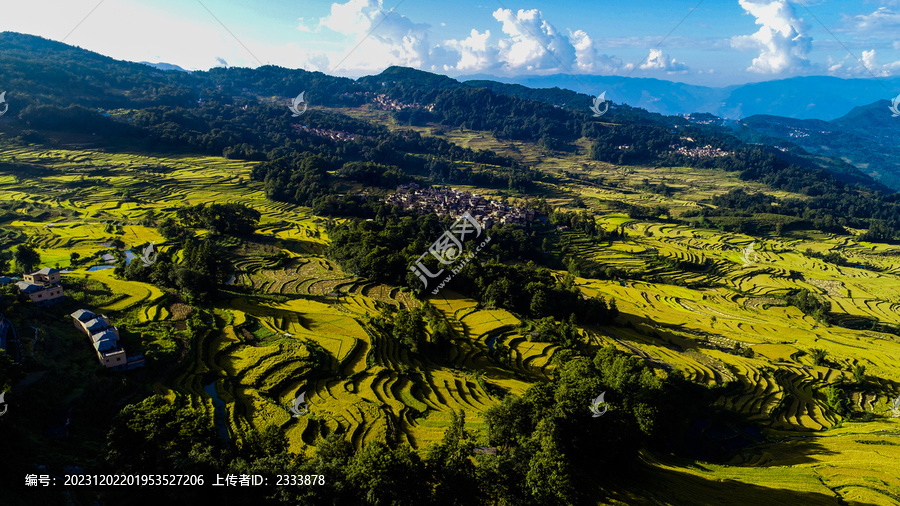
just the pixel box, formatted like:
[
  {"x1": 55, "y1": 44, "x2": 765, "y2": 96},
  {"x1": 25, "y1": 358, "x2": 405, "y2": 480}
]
[{"x1": 312, "y1": 0, "x2": 645, "y2": 76}]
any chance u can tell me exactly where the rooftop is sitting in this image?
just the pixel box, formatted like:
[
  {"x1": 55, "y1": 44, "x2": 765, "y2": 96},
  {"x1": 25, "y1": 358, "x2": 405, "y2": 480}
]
[
  {"x1": 31, "y1": 267, "x2": 60, "y2": 276},
  {"x1": 15, "y1": 281, "x2": 42, "y2": 293},
  {"x1": 71, "y1": 309, "x2": 97, "y2": 322},
  {"x1": 84, "y1": 317, "x2": 110, "y2": 333},
  {"x1": 94, "y1": 337, "x2": 119, "y2": 353},
  {"x1": 91, "y1": 329, "x2": 118, "y2": 344}
]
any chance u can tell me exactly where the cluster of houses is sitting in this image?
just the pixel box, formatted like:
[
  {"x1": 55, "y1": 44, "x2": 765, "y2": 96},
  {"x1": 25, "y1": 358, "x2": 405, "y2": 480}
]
[
  {"x1": 671, "y1": 144, "x2": 730, "y2": 158},
  {"x1": 70, "y1": 309, "x2": 144, "y2": 371},
  {"x1": 386, "y1": 185, "x2": 535, "y2": 228},
  {"x1": 668, "y1": 139, "x2": 730, "y2": 159},
  {"x1": 679, "y1": 113, "x2": 728, "y2": 126},
  {"x1": 291, "y1": 125, "x2": 361, "y2": 142},
  {"x1": 0, "y1": 266, "x2": 144, "y2": 371},
  {"x1": 371, "y1": 93, "x2": 433, "y2": 112}
]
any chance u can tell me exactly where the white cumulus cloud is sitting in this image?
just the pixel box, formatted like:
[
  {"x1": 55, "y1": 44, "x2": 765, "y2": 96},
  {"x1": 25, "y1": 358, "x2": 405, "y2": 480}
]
[
  {"x1": 826, "y1": 49, "x2": 900, "y2": 77},
  {"x1": 317, "y1": 0, "x2": 433, "y2": 72},
  {"x1": 569, "y1": 29, "x2": 633, "y2": 74},
  {"x1": 293, "y1": 1, "x2": 662, "y2": 77},
  {"x1": 441, "y1": 9, "x2": 630, "y2": 75},
  {"x1": 843, "y1": 7, "x2": 900, "y2": 37},
  {"x1": 731, "y1": 0, "x2": 812, "y2": 74},
  {"x1": 640, "y1": 48, "x2": 689, "y2": 73},
  {"x1": 490, "y1": 8, "x2": 576, "y2": 71},
  {"x1": 443, "y1": 29, "x2": 496, "y2": 72}
]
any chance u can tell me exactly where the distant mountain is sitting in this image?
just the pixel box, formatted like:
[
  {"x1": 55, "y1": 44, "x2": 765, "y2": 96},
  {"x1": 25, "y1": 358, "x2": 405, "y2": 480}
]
[
  {"x1": 462, "y1": 78, "x2": 883, "y2": 191},
  {"x1": 0, "y1": 32, "x2": 885, "y2": 194},
  {"x1": 739, "y1": 99, "x2": 900, "y2": 190},
  {"x1": 463, "y1": 73, "x2": 722, "y2": 118},
  {"x1": 461, "y1": 73, "x2": 900, "y2": 121},
  {"x1": 140, "y1": 61, "x2": 188, "y2": 72}
]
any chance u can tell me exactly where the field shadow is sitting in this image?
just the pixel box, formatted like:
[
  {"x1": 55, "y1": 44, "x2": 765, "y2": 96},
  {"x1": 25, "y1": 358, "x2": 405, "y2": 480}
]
[
  {"x1": 616, "y1": 460, "x2": 865, "y2": 506},
  {"x1": 726, "y1": 435, "x2": 842, "y2": 471},
  {"x1": 251, "y1": 233, "x2": 323, "y2": 255}
]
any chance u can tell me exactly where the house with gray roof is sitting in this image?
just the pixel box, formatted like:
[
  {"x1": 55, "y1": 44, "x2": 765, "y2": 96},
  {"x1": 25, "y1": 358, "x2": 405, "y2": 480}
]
[
  {"x1": 17, "y1": 267, "x2": 64, "y2": 305},
  {"x1": 70, "y1": 309, "x2": 96, "y2": 323},
  {"x1": 70, "y1": 309, "x2": 130, "y2": 369}
]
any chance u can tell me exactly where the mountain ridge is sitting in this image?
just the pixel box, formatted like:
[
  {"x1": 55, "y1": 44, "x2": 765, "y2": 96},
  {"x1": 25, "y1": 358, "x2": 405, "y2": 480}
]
[{"x1": 460, "y1": 72, "x2": 900, "y2": 121}]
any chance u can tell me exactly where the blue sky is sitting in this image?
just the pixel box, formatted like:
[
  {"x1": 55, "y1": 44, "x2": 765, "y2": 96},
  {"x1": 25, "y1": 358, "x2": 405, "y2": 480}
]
[{"x1": 2, "y1": 0, "x2": 899, "y2": 86}]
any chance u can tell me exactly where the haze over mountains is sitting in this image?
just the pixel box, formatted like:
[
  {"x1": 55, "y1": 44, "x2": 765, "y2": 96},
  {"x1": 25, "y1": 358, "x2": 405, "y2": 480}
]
[{"x1": 461, "y1": 73, "x2": 900, "y2": 122}]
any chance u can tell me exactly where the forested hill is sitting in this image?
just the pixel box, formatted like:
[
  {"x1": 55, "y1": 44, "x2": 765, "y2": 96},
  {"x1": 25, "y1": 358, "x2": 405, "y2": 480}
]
[
  {"x1": 3, "y1": 31, "x2": 900, "y2": 242},
  {"x1": 739, "y1": 100, "x2": 900, "y2": 191}
]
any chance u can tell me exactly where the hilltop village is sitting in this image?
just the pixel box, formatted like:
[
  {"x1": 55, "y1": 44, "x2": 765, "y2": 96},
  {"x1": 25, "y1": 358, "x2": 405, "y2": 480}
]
[{"x1": 386, "y1": 185, "x2": 535, "y2": 228}]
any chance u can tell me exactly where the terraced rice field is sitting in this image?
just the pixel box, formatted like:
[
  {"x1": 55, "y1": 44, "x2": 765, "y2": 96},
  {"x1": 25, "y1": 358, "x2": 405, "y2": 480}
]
[{"x1": 5, "y1": 141, "x2": 900, "y2": 502}]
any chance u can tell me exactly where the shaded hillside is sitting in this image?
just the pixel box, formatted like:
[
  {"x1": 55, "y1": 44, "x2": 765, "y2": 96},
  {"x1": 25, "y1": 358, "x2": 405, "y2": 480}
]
[{"x1": 741, "y1": 100, "x2": 900, "y2": 190}]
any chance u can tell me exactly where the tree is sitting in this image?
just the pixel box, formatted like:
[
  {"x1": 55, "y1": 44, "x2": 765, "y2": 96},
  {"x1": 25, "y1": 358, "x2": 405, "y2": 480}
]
[
  {"x1": 0, "y1": 351, "x2": 24, "y2": 392},
  {"x1": 526, "y1": 419, "x2": 576, "y2": 505},
  {"x1": 733, "y1": 342, "x2": 754, "y2": 358},
  {"x1": 158, "y1": 217, "x2": 188, "y2": 240},
  {"x1": 13, "y1": 244, "x2": 40, "y2": 273},
  {"x1": 430, "y1": 319, "x2": 454, "y2": 348},
  {"x1": 175, "y1": 203, "x2": 261, "y2": 237},
  {"x1": 104, "y1": 395, "x2": 217, "y2": 473},
  {"x1": 427, "y1": 410, "x2": 481, "y2": 505},
  {"x1": 392, "y1": 308, "x2": 427, "y2": 353},
  {"x1": 852, "y1": 364, "x2": 866, "y2": 384},
  {"x1": 529, "y1": 289, "x2": 551, "y2": 316},
  {"x1": 69, "y1": 252, "x2": 80, "y2": 266},
  {"x1": 811, "y1": 348, "x2": 828, "y2": 366},
  {"x1": 345, "y1": 442, "x2": 430, "y2": 505}
]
